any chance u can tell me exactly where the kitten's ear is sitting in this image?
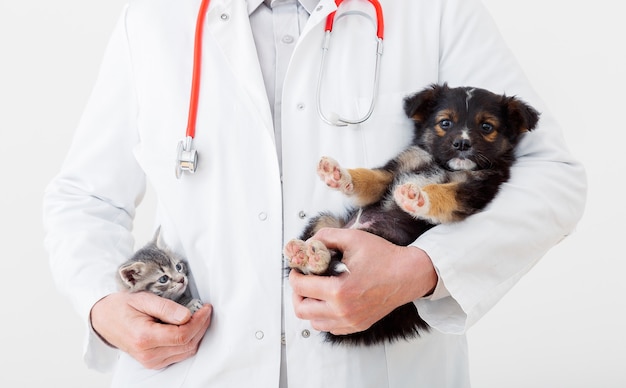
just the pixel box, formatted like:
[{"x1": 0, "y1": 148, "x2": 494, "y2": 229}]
[
  {"x1": 119, "y1": 262, "x2": 147, "y2": 288},
  {"x1": 152, "y1": 226, "x2": 164, "y2": 249}
]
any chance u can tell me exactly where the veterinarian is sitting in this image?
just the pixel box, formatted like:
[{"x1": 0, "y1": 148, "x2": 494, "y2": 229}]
[{"x1": 43, "y1": 0, "x2": 586, "y2": 387}]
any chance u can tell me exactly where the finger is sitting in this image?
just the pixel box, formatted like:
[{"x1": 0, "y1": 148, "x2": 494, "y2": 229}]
[
  {"x1": 311, "y1": 227, "x2": 353, "y2": 252},
  {"x1": 150, "y1": 304, "x2": 213, "y2": 348},
  {"x1": 160, "y1": 307, "x2": 212, "y2": 366},
  {"x1": 291, "y1": 283, "x2": 339, "y2": 322},
  {"x1": 289, "y1": 269, "x2": 335, "y2": 301},
  {"x1": 188, "y1": 304, "x2": 213, "y2": 341},
  {"x1": 293, "y1": 299, "x2": 349, "y2": 334},
  {"x1": 129, "y1": 292, "x2": 192, "y2": 325},
  {"x1": 131, "y1": 304, "x2": 213, "y2": 369}
]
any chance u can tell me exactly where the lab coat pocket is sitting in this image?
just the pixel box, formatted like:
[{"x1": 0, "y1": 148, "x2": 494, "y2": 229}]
[{"x1": 111, "y1": 352, "x2": 194, "y2": 388}]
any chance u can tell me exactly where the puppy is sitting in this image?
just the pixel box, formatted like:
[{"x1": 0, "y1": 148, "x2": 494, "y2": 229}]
[{"x1": 284, "y1": 83, "x2": 540, "y2": 346}]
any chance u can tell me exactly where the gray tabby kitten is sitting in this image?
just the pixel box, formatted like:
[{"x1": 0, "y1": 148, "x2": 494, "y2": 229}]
[{"x1": 118, "y1": 227, "x2": 203, "y2": 314}]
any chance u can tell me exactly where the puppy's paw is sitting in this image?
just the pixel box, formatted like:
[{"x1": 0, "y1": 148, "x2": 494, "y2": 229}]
[
  {"x1": 284, "y1": 239, "x2": 309, "y2": 268},
  {"x1": 186, "y1": 298, "x2": 204, "y2": 314},
  {"x1": 284, "y1": 239, "x2": 331, "y2": 275},
  {"x1": 317, "y1": 157, "x2": 354, "y2": 195},
  {"x1": 394, "y1": 182, "x2": 430, "y2": 217}
]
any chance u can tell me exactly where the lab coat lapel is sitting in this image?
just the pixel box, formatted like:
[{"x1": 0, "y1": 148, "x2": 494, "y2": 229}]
[
  {"x1": 300, "y1": 0, "x2": 338, "y2": 38},
  {"x1": 204, "y1": 0, "x2": 274, "y2": 139}
]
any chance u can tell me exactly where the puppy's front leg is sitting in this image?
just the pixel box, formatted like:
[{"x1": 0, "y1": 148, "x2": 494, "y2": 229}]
[{"x1": 317, "y1": 156, "x2": 393, "y2": 207}]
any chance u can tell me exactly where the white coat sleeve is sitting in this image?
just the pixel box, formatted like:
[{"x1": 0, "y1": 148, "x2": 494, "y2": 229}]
[
  {"x1": 43, "y1": 6, "x2": 141, "y2": 371},
  {"x1": 413, "y1": 0, "x2": 587, "y2": 334}
]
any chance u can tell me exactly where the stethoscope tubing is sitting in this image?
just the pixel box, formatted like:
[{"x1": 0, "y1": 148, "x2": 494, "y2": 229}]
[
  {"x1": 317, "y1": 0, "x2": 385, "y2": 126},
  {"x1": 326, "y1": 0, "x2": 384, "y2": 39},
  {"x1": 176, "y1": 0, "x2": 385, "y2": 178},
  {"x1": 186, "y1": 0, "x2": 211, "y2": 140}
]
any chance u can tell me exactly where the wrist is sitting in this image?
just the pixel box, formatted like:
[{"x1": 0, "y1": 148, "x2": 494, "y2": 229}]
[
  {"x1": 89, "y1": 294, "x2": 118, "y2": 349},
  {"x1": 401, "y1": 245, "x2": 438, "y2": 299}
]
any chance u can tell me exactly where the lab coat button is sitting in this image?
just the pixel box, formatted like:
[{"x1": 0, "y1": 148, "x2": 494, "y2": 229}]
[
  {"x1": 301, "y1": 329, "x2": 310, "y2": 338},
  {"x1": 282, "y1": 35, "x2": 295, "y2": 44},
  {"x1": 298, "y1": 211, "x2": 306, "y2": 219},
  {"x1": 297, "y1": 103, "x2": 305, "y2": 111},
  {"x1": 258, "y1": 212, "x2": 268, "y2": 221},
  {"x1": 220, "y1": 13, "x2": 230, "y2": 21},
  {"x1": 281, "y1": 334, "x2": 286, "y2": 345},
  {"x1": 255, "y1": 331, "x2": 264, "y2": 340}
]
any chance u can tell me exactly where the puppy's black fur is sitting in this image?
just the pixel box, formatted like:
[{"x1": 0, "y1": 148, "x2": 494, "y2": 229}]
[{"x1": 286, "y1": 84, "x2": 540, "y2": 346}]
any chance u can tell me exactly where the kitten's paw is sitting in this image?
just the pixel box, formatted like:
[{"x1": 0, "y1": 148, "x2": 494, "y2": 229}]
[
  {"x1": 186, "y1": 298, "x2": 204, "y2": 314},
  {"x1": 284, "y1": 239, "x2": 331, "y2": 275},
  {"x1": 317, "y1": 157, "x2": 354, "y2": 195},
  {"x1": 394, "y1": 183, "x2": 430, "y2": 217}
]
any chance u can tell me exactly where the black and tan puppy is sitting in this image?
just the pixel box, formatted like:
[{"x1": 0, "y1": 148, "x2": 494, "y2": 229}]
[{"x1": 284, "y1": 83, "x2": 540, "y2": 346}]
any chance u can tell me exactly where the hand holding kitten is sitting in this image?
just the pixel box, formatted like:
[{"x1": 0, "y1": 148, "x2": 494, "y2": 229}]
[{"x1": 90, "y1": 291, "x2": 212, "y2": 370}]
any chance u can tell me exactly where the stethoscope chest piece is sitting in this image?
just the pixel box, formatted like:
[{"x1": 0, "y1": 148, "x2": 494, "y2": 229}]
[{"x1": 175, "y1": 136, "x2": 198, "y2": 179}]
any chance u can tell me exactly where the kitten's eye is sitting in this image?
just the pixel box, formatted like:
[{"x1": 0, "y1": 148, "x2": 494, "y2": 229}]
[
  {"x1": 158, "y1": 275, "x2": 169, "y2": 284},
  {"x1": 175, "y1": 263, "x2": 184, "y2": 272},
  {"x1": 439, "y1": 120, "x2": 453, "y2": 130},
  {"x1": 481, "y1": 123, "x2": 494, "y2": 133}
]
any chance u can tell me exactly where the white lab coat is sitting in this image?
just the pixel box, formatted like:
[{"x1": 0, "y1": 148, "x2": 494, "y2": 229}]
[{"x1": 43, "y1": 0, "x2": 586, "y2": 387}]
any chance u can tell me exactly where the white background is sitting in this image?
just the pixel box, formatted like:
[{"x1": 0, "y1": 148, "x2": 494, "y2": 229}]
[{"x1": 1, "y1": 0, "x2": 623, "y2": 387}]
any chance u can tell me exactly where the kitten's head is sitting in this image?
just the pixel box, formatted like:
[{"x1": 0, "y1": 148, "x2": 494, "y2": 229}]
[{"x1": 118, "y1": 234, "x2": 190, "y2": 301}]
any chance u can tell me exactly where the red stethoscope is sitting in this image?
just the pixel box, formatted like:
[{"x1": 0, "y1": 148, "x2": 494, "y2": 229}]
[{"x1": 176, "y1": 0, "x2": 385, "y2": 178}]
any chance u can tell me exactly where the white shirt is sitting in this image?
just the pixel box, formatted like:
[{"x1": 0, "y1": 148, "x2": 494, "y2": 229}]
[
  {"x1": 247, "y1": 3, "x2": 316, "y2": 385},
  {"x1": 248, "y1": 0, "x2": 317, "y2": 167}
]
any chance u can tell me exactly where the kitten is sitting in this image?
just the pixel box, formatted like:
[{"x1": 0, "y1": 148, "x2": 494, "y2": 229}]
[
  {"x1": 284, "y1": 84, "x2": 540, "y2": 345},
  {"x1": 118, "y1": 227, "x2": 203, "y2": 314}
]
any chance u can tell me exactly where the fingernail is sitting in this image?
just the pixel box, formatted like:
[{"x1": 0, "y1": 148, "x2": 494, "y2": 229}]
[{"x1": 173, "y1": 308, "x2": 190, "y2": 323}]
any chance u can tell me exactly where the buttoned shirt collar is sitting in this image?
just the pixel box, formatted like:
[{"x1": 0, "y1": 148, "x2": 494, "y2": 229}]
[{"x1": 246, "y1": 0, "x2": 319, "y2": 15}]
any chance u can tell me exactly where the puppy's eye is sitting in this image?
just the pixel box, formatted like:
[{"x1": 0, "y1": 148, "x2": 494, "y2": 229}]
[
  {"x1": 481, "y1": 123, "x2": 494, "y2": 133},
  {"x1": 439, "y1": 120, "x2": 453, "y2": 129},
  {"x1": 158, "y1": 275, "x2": 170, "y2": 284}
]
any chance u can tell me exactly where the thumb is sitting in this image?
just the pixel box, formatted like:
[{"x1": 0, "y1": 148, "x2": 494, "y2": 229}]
[
  {"x1": 312, "y1": 227, "x2": 353, "y2": 252},
  {"x1": 129, "y1": 292, "x2": 192, "y2": 325}
]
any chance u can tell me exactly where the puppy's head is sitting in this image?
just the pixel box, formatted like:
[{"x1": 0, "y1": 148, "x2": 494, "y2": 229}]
[{"x1": 403, "y1": 83, "x2": 540, "y2": 171}]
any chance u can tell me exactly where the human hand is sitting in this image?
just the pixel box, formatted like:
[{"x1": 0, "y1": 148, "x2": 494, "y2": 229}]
[
  {"x1": 289, "y1": 228, "x2": 437, "y2": 335},
  {"x1": 90, "y1": 291, "x2": 212, "y2": 369}
]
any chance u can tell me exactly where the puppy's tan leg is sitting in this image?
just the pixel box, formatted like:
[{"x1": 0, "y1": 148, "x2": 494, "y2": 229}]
[
  {"x1": 317, "y1": 157, "x2": 393, "y2": 207},
  {"x1": 348, "y1": 168, "x2": 394, "y2": 206},
  {"x1": 394, "y1": 182, "x2": 462, "y2": 224}
]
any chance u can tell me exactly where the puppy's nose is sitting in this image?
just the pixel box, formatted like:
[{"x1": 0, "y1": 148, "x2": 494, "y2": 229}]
[{"x1": 453, "y1": 138, "x2": 472, "y2": 151}]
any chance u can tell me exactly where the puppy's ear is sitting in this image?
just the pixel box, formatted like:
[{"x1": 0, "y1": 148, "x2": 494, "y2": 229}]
[
  {"x1": 506, "y1": 96, "x2": 540, "y2": 133},
  {"x1": 404, "y1": 83, "x2": 446, "y2": 123}
]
